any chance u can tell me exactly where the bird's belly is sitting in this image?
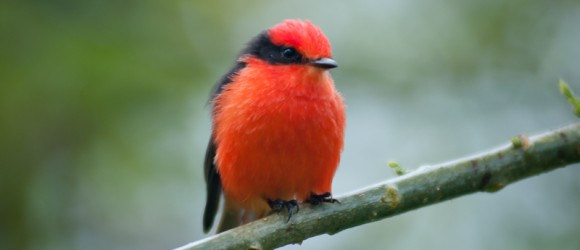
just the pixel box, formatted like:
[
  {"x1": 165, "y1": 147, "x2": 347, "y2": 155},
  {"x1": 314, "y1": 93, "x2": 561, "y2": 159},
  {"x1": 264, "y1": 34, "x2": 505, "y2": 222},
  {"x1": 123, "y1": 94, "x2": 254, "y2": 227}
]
[{"x1": 215, "y1": 97, "x2": 342, "y2": 210}]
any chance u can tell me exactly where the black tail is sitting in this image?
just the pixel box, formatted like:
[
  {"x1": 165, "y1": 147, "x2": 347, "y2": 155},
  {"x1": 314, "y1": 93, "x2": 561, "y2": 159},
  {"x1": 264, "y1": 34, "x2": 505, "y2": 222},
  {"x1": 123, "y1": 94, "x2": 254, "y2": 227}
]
[{"x1": 203, "y1": 137, "x2": 222, "y2": 233}]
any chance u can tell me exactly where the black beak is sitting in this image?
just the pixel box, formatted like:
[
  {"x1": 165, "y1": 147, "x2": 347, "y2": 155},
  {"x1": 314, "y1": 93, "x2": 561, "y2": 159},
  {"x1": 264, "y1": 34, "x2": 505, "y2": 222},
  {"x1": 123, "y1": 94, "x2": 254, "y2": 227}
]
[{"x1": 310, "y1": 58, "x2": 338, "y2": 69}]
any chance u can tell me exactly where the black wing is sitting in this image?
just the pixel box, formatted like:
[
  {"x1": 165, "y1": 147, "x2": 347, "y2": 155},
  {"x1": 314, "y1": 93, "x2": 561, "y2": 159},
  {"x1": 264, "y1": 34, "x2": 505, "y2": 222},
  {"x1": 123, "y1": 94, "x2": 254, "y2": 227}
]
[{"x1": 202, "y1": 60, "x2": 247, "y2": 233}]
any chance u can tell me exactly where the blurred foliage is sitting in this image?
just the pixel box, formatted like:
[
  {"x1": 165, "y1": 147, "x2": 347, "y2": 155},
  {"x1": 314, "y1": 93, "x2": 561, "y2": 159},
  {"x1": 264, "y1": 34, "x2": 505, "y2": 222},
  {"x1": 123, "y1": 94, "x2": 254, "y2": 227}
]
[
  {"x1": 1, "y1": 0, "x2": 579, "y2": 250},
  {"x1": 0, "y1": 1, "x2": 204, "y2": 249}
]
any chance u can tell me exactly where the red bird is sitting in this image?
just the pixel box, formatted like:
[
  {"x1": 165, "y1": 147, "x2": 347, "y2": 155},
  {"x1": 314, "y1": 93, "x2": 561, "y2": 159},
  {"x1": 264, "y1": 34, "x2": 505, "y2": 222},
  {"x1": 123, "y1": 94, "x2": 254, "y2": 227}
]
[{"x1": 203, "y1": 19, "x2": 345, "y2": 233}]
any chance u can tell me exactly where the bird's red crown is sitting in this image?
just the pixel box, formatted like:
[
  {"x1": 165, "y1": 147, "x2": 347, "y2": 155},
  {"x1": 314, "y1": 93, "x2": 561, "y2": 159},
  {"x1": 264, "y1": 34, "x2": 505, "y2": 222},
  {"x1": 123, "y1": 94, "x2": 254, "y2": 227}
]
[{"x1": 268, "y1": 19, "x2": 332, "y2": 60}]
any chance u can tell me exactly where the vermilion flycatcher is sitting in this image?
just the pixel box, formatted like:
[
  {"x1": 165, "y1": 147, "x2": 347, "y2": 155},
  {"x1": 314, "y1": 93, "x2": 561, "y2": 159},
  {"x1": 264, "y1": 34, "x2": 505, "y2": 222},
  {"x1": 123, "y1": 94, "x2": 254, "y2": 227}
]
[{"x1": 203, "y1": 19, "x2": 345, "y2": 233}]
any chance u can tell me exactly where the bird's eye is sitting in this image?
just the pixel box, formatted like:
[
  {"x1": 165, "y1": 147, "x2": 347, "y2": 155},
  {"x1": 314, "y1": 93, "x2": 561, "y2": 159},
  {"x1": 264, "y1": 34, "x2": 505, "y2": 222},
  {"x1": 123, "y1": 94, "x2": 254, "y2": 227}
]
[{"x1": 281, "y1": 48, "x2": 298, "y2": 59}]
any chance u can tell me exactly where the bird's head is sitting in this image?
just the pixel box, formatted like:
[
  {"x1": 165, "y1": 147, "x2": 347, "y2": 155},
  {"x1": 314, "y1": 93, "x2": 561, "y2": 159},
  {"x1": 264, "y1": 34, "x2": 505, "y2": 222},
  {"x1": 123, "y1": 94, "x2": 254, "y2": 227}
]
[{"x1": 240, "y1": 19, "x2": 337, "y2": 69}]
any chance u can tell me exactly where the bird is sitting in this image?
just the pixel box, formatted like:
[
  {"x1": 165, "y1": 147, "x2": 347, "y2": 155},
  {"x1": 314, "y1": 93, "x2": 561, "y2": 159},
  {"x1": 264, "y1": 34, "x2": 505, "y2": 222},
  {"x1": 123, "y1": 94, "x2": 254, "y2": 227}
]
[{"x1": 203, "y1": 19, "x2": 345, "y2": 233}]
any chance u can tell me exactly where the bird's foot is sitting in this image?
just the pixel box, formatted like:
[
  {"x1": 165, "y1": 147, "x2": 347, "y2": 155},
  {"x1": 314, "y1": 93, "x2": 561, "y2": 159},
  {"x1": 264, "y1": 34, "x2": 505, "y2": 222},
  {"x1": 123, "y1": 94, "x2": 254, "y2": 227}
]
[
  {"x1": 306, "y1": 192, "x2": 340, "y2": 205},
  {"x1": 267, "y1": 199, "x2": 299, "y2": 222}
]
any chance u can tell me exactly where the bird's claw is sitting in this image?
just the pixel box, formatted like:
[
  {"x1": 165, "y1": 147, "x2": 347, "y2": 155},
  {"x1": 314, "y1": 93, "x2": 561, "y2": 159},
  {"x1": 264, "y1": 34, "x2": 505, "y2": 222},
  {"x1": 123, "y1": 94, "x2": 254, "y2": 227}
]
[
  {"x1": 306, "y1": 192, "x2": 340, "y2": 205},
  {"x1": 268, "y1": 199, "x2": 300, "y2": 222}
]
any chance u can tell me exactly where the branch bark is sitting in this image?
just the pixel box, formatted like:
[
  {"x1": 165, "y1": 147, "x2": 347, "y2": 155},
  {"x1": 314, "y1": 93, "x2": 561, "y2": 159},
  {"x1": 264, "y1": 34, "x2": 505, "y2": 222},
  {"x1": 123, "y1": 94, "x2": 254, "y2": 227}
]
[{"x1": 176, "y1": 123, "x2": 580, "y2": 250}]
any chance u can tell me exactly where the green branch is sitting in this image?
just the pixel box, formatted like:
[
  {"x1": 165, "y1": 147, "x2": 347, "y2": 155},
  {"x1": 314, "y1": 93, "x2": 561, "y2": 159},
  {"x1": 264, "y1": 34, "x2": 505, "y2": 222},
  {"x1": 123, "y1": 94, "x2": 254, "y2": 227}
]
[{"x1": 175, "y1": 123, "x2": 580, "y2": 250}]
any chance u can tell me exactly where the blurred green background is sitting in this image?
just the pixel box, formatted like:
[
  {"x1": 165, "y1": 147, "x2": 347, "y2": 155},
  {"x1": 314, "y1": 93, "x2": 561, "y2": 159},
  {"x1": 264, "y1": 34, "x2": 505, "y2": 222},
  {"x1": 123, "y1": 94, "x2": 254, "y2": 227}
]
[{"x1": 1, "y1": 0, "x2": 579, "y2": 249}]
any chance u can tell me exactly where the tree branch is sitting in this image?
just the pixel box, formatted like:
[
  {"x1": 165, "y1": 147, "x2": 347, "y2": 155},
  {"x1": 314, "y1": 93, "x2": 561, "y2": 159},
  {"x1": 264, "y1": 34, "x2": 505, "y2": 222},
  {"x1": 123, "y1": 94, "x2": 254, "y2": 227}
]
[{"x1": 176, "y1": 123, "x2": 580, "y2": 250}]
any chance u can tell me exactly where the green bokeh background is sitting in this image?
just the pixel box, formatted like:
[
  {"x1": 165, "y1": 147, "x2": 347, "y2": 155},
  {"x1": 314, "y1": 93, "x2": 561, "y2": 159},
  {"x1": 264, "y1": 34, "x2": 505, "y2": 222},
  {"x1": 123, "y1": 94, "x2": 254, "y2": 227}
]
[{"x1": 1, "y1": 1, "x2": 579, "y2": 249}]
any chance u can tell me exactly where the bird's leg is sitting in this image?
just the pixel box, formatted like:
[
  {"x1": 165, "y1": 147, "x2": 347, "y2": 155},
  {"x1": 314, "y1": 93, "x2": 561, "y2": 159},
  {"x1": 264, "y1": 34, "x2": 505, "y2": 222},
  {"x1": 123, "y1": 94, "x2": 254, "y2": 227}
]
[
  {"x1": 267, "y1": 199, "x2": 300, "y2": 222},
  {"x1": 306, "y1": 192, "x2": 340, "y2": 205}
]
